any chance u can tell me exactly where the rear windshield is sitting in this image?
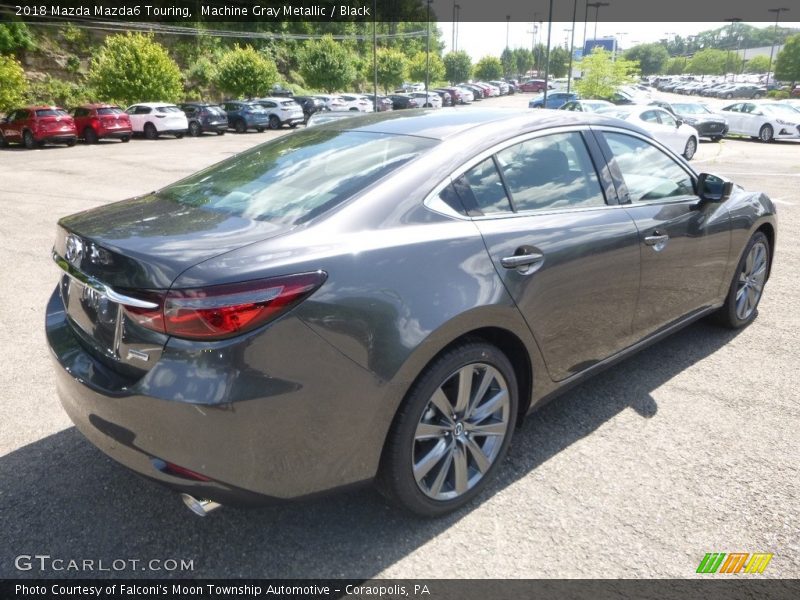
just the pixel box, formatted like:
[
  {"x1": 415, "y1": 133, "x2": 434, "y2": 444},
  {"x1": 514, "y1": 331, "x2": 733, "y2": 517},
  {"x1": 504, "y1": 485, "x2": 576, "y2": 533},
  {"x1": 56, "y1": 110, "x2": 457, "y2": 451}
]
[
  {"x1": 159, "y1": 130, "x2": 437, "y2": 225},
  {"x1": 156, "y1": 106, "x2": 181, "y2": 113},
  {"x1": 36, "y1": 109, "x2": 68, "y2": 117},
  {"x1": 206, "y1": 106, "x2": 225, "y2": 115},
  {"x1": 97, "y1": 107, "x2": 123, "y2": 115},
  {"x1": 281, "y1": 101, "x2": 298, "y2": 107}
]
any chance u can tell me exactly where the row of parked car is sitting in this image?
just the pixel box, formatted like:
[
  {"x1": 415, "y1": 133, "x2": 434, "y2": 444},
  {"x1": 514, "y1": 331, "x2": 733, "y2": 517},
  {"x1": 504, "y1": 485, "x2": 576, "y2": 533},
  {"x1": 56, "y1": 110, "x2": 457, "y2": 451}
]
[{"x1": 551, "y1": 96, "x2": 800, "y2": 158}]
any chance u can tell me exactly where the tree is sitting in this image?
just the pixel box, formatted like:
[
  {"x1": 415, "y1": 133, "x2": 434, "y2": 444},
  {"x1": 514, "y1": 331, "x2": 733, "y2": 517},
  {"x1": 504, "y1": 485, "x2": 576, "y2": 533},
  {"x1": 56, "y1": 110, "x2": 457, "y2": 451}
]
[
  {"x1": 775, "y1": 33, "x2": 800, "y2": 86},
  {"x1": 299, "y1": 35, "x2": 356, "y2": 93},
  {"x1": 623, "y1": 43, "x2": 669, "y2": 76},
  {"x1": 444, "y1": 51, "x2": 472, "y2": 84},
  {"x1": 744, "y1": 55, "x2": 771, "y2": 74},
  {"x1": 500, "y1": 48, "x2": 514, "y2": 78},
  {"x1": 376, "y1": 48, "x2": 407, "y2": 92},
  {"x1": 665, "y1": 57, "x2": 685, "y2": 75},
  {"x1": 0, "y1": 22, "x2": 35, "y2": 54},
  {"x1": 548, "y1": 46, "x2": 570, "y2": 79},
  {"x1": 513, "y1": 48, "x2": 533, "y2": 79},
  {"x1": 214, "y1": 45, "x2": 278, "y2": 98},
  {"x1": 88, "y1": 33, "x2": 182, "y2": 106},
  {"x1": 575, "y1": 48, "x2": 639, "y2": 100},
  {"x1": 407, "y1": 51, "x2": 445, "y2": 84},
  {"x1": 0, "y1": 54, "x2": 28, "y2": 112},
  {"x1": 474, "y1": 56, "x2": 503, "y2": 80},
  {"x1": 686, "y1": 48, "x2": 727, "y2": 78}
]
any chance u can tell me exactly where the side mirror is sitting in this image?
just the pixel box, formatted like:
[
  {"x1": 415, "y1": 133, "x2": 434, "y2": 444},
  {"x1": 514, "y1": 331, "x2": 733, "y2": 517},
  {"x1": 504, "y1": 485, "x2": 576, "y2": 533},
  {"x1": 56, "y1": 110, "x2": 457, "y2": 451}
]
[
  {"x1": 675, "y1": 119, "x2": 683, "y2": 128},
  {"x1": 697, "y1": 173, "x2": 734, "y2": 203}
]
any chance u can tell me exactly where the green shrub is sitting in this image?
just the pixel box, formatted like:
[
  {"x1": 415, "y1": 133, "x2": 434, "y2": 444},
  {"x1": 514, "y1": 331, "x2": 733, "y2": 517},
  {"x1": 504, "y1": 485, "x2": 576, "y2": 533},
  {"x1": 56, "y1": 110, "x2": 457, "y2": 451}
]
[
  {"x1": 767, "y1": 90, "x2": 790, "y2": 99},
  {"x1": 299, "y1": 36, "x2": 356, "y2": 93},
  {"x1": 214, "y1": 45, "x2": 279, "y2": 99},
  {"x1": 27, "y1": 76, "x2": 93, "y2": 109},
  {"x1": 88, "y1": 33, "x2": 183, "y2": 106},
  {"x1": 0, "y1": 54, "x2": 28, "y2": 112}
]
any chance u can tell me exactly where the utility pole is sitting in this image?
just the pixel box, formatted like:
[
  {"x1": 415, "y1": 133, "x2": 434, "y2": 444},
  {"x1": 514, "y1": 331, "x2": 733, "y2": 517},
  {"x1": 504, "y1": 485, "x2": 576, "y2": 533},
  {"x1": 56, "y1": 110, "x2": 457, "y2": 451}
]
[
  {"x1": 567, "y1": 0, "x2": 578, "y2": 92},
  {"x1": 543, "y1": 0, "x2": 554, "y2": 107},
  {"x1": 766, "y1": 7, "x2": 789, "y2": 88}
]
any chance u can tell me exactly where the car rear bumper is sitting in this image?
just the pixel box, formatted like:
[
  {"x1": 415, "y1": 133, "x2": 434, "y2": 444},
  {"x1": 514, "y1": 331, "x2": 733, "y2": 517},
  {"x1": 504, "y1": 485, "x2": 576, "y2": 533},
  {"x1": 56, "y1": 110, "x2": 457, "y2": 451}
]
[
  {"x1": 37, "y1": 134, "x2": 77, "y2": 144},
  {"x1": 45, "y1": 287, "x2": 392, "y2": 506},
  {"x1": 201, "y1": 122, "x2": 228, "y2": 132},
  {"x1": 98, "y1": 129, "x2": 132, "y2": 139}
]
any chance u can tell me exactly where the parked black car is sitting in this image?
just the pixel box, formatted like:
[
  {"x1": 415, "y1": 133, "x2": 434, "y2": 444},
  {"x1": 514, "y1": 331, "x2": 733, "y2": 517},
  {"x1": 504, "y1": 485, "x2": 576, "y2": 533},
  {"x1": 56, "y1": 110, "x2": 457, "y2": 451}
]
[
  {"x1": 363, "y1": 94, "x2": 394, "y2": 112},
  {"x1": 387, "y1": 94, "x2": 421, "y2": 109},
  {"x1": 650, "y1": 101, "x2": 729, "y2": 142},
  {"x1": 458, "y1": 84, "x2": 484, "y2": 100},
  {"x1": 48, "y1": 109, "x2": 776, "y2": 518},
  {"x1": 292, "y1": 96, "x2": 329, "y2": 123},
  {"x1": 714, "y1": 84, "x2": 766, "y2": 100},
  {"x1": 179, "y1": 103, "x2": 228, "y2": 136}
]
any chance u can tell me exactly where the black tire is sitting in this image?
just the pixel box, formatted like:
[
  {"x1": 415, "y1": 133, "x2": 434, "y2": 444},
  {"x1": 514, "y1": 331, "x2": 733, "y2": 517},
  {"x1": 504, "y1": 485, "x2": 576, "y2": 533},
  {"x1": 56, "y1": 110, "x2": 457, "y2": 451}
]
[
  {"x1": 268, "y1": 115, "x2": 281, "y2": 130},
  {"x1": 23, "y1": 130, "x2": 36, "y2": 149},
  {"x1": 725, "y1": 93, "x2": 733, "y2": 99},
  {"x1": 188, "y1": 121, "x2": 201, "y2": 137},
  {"x1": 84, "y1": 127, "x2": 98, "y2": 144},
  {"x1": 65, "y1": 138, "x2": 76, "y2": 147},
  {"x1": 377, "y1": 341, "x2": 518, "y2": 517},
  {"x1": 753, "y1": 93, "x2": 762, "y2": 99},
  {"x1": 683, "y1": 136, "x2": 697, "y2": 160},
  {"x1": 712, "y1": 232, "x2": 770, "y2": 329},
  {"x1": 349, "y1": 107, "x2": 359, "y2": 112},
  {"x1": 289, "y1": 123, "x2": 298, "y2": 128},
  {"x1": 711, "y1": 136, "x2": 723, "y2": 142},
  {"x1": 121, "y1": 136, "x2": 130, "y2": 143},
  {"x1": 256, "y1": 127, "x2": 265, "y2": 133},
  {"x1": 144, "y1": 123, "x2": 158, "y2": 140},
  {"x1": 759, "y1": 124, "x2": 774, "y2": 143},
  {"x1": 216, "y1": 130, "x2": 225, "y2": 136},
  {"x1": 175, "y1": 132, "x2": 184, "y2": 139},
  {"x1": 234, "y1": 120, "x2": 247, "y2": 134},
  {"x1": 0, "y1": 132, "x2": 7, "y2": 148}
]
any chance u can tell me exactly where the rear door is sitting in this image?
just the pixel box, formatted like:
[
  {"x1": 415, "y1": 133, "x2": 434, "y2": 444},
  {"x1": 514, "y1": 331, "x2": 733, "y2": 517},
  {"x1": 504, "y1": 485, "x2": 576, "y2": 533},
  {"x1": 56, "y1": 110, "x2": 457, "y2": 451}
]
[
  {"x1": 721, "y1": 103, "x2": 744, "y2": 133},
  {"x1": 596, "y1": 129, "x2": 730, "y2": 339},
  {"x1": 459, "y1": 129, "x2": 641, "y2": 382}
]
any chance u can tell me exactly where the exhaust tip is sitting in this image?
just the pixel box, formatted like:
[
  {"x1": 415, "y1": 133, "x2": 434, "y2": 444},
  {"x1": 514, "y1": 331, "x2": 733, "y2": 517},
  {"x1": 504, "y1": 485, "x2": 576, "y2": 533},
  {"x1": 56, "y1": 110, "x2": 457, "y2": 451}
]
[{"x1": 180, "y1": 493, "x2": 221, "y2": 517}]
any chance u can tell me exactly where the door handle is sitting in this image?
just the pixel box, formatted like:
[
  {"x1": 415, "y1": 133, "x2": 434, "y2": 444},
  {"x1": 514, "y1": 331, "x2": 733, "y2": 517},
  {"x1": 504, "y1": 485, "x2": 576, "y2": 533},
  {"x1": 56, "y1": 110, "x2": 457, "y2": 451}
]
[
  {"x1": 501, "y1": 252, "x2": 544, "y2": 270},
  {"x1": 643, "y1": 234, "x2": 669, "y2": 246}
]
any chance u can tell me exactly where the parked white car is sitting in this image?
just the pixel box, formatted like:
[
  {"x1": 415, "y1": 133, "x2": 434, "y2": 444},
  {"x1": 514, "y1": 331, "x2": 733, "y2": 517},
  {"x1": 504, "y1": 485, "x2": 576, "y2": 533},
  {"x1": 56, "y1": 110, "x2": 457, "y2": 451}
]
[
  {"x1": 314, "y1": 94, "x2": 348, "y2": 112},
  {"x1": 124, "y1": 103, "x2": 188, "y2": 139},
  {"x1": 478, "y1": 82, "x2": 500, "y2": 97},
  {"x1": 409, "y1": 92, "x2": 443, "y2": 108},
  {"x1": 720, "y1": 101, "x2": 800, "y2": 142},
  {"x1": 454, "y1": 87, "x2": 475, "y2": 103},
  {"x1": 598, "y1": 105, "x2": 700, "y2": 160},
  {"x1": 252, "y1": 97, "x2": 305, "y2": 129},
  {"x1": 489, "y1": 80, "x2": 510, "y2": 95},
  {"x1": 340, "y1": 94, "x2": 374, "y2": 112}
]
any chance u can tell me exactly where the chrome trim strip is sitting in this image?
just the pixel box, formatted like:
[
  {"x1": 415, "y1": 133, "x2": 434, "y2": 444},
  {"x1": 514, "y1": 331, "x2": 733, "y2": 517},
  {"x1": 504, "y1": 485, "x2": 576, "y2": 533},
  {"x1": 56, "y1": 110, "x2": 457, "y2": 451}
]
[{"x1": 52, "y1": 251, "x2": 160, "y2": 310}]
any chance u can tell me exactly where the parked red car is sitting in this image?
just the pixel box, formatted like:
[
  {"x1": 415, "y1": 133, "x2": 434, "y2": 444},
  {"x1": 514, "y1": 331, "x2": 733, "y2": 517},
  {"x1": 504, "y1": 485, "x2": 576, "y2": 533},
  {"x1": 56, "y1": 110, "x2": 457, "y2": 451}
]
[
  {"x1": 519, "y1": 79, "x2": 547, "y2": 93},
  {"x1": 72, "y1": 104, "x2": 132, "y2": 143},
  {"x1": 0, "y1": 106, "x2": 77, "y2": 149}
]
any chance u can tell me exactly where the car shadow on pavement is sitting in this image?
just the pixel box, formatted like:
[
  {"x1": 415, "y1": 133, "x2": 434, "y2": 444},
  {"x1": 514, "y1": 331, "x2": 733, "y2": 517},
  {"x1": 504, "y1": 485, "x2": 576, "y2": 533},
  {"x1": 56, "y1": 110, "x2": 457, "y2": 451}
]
[{"x1": 0, "y1": 320, "x2": 742, "y2": 579}]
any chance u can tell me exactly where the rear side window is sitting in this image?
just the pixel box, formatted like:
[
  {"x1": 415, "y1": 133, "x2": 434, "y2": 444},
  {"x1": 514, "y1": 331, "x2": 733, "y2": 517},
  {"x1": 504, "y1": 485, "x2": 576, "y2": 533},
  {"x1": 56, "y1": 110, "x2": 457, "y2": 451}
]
[
  {"x1": 35, "y1": 109, "x2": 67, "y2": 117},
  {"x1": 455, "y1": 158, "x2": 513, "y2": 215},
  {"x1": 97, "y1": 107, "x2": 123, "y2": 115},
  {"x1": 73, "y1": 107, "x2": 90, "y2": 117},
  {"x1": 604, "y1": 132, "x2": 694, "y2": 202},
  {"x1": 496, "y1": 132, "x2": 606, "y2": 212},
  {"x1": 159, "y1": 130, "x2": 437, "y2": 225}
]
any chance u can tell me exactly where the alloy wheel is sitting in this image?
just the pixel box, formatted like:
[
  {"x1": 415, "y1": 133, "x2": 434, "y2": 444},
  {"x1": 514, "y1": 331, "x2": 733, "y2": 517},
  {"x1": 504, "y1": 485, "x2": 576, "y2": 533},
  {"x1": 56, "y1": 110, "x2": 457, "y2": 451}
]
[
  {"x1": 735, "y1": 241, "x2": 768, "y2": 321},
  {"x1": 412, "y1": 363, "x2": 511, "y2": 501},
  {"x1": 684, "y1": 137, "x2": 697, "y2": 160}
]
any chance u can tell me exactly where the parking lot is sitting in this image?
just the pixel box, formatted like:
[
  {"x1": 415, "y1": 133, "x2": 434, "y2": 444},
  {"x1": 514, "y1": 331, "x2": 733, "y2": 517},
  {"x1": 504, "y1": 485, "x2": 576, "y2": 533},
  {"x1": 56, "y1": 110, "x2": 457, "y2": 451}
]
[{"x1": 1, "y1": 91, "x2": 798, "y2": 579}]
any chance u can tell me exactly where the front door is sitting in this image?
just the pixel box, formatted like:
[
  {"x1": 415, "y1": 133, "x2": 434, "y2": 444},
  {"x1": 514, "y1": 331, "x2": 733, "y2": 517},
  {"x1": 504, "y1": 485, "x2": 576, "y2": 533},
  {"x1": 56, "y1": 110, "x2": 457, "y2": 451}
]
[{"x1": 598, "y1": 130, "x2": 731, "y2": 339}]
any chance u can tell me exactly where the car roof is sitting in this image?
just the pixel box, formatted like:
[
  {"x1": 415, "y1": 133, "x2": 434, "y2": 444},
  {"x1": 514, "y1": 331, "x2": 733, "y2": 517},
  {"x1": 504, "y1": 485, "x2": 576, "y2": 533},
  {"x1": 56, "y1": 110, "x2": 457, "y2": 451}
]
[
  {"x1": 255, "y1": 97, "x2": 298, "y2": 102},
  {"x1": 323, "y1": 107, "x2": 649, "y2": 141},
  {"x1": 77, "y1": 103, "x2": 119, "y2": 109},
  {"x1": 129, "y1": 102, "x2": 178, "y2": 107}
]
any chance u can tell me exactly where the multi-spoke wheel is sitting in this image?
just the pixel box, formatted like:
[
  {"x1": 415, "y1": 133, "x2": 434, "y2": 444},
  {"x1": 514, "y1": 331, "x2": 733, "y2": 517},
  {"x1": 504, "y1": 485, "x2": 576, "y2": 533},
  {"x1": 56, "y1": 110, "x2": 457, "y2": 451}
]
[
  {"x1": 714, "y1": 232, "x2": 770, "y2": 328},
  {"x1": 378, "y1": 341, "x2": 518, "y2": 516}
]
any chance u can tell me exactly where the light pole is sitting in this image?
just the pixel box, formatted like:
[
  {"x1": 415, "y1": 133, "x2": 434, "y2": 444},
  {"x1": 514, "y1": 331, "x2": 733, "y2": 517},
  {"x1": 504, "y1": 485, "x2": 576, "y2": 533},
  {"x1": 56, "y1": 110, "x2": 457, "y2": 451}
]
[
  {"x1": 506, "y1": 15, "x2": 511, "y2": 50},
  {"x1": 585, "y1": 2, "x2": 609, "y2": 52},
  {"x1": 567, "y1": 0, "x2": 577, "y2": 93},
  {"x1": 543, "y1": 0, "x2": 554, "y2": 106},
  {"x1": 425, "y1": 0, "x2": 432, "y2": 95},
  {"x1": 766, "y1": 7, "x2": 789, "y2": 88},
  {"x1": 725, "y1": 18, "x2": 742, "y2": 82},
  {"x1": 452, "y1": 3, "x2": 461, "y2": 52}
]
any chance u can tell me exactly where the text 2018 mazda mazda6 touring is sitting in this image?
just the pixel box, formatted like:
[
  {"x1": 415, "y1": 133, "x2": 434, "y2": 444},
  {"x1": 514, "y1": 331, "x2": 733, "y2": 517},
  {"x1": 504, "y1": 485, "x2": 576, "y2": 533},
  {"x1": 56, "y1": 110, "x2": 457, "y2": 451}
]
[{"x1": 47, "y1": 109, "x2": 776, "y2": 517}]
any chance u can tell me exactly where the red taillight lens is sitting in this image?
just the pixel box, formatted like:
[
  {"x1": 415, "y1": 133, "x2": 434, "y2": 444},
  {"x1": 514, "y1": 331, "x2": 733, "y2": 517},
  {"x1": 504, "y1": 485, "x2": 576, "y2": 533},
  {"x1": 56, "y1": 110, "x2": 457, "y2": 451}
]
[{"x1": 123, "y1": 271, "x2": 326, "y2": 340}]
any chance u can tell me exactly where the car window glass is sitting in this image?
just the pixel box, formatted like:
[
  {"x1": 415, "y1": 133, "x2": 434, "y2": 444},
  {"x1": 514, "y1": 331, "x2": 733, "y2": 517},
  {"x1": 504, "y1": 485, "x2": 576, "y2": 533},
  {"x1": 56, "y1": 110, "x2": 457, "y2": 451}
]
[
  {"x1": 659, "y1": 111, "x2": 677, "y2": 127},
  {"x1": 135, "y1": 106, "x2": 152, "y2": 115},
  {"x1": 604, "y1": 132, "x2": 694, "y2": 202},
  {"x1": 640, "y1": 110, "x2": 660, "y2": 123},
  {"x1": 496, "y1": 132, "x2": 606, "y2": 212},
  {"x1": 455, "y1": 157, "x2": 512, "y2": 215}
]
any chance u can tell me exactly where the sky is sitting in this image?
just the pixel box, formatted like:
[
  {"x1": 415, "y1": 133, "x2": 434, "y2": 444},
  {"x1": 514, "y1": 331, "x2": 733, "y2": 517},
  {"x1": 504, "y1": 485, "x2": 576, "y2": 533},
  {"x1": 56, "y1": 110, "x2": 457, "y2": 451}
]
[{"x1": 438, "y1": 21, "x2": 800, "y2": 60}]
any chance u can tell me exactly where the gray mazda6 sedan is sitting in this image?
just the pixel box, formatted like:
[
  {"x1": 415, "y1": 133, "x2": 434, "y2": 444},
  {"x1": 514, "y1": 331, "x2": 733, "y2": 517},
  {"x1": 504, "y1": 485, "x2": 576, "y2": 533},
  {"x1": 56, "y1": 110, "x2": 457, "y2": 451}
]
[{"x1": 47, "y1": 108, "x2": 776, "y2": 517}]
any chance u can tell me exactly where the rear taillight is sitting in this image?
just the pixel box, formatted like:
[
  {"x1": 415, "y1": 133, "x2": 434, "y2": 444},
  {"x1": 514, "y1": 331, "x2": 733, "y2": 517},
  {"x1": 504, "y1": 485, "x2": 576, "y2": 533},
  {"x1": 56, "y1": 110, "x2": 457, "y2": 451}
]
[{"x1": 123, "y1": 271, "x2": 326, "y2": 340}]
